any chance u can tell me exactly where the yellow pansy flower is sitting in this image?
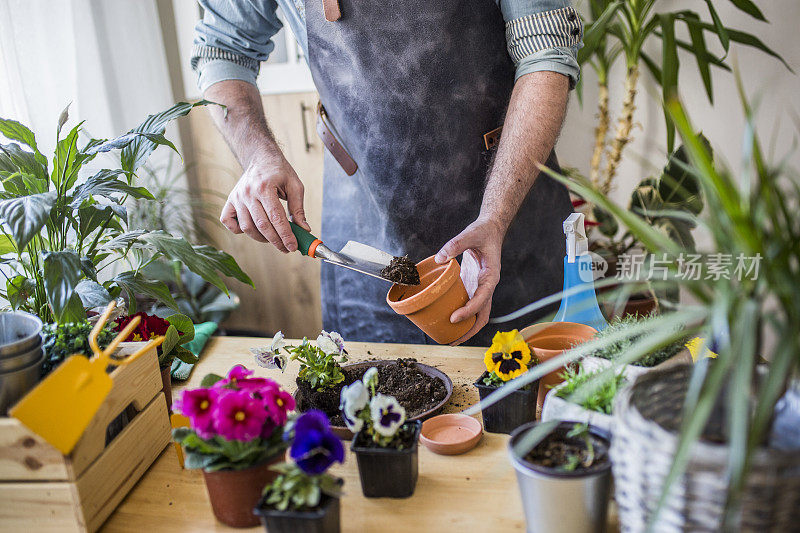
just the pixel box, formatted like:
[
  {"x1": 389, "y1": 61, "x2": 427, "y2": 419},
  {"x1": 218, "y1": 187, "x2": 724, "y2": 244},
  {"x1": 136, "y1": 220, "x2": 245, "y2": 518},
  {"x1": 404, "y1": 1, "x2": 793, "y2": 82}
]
[{"x1": 484, "y1": 330, "x2": 532, "y2": 381}]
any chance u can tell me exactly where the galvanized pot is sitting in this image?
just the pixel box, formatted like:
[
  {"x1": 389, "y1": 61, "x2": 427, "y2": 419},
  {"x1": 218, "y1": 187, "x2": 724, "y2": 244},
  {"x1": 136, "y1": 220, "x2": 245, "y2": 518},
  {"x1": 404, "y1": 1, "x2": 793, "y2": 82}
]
[
  {"x1": 0, "y1": 312, "x2": 42, "y2": 357},
  {"x1": 508, "y1": 421, "x2": 612, "y2": 533}
]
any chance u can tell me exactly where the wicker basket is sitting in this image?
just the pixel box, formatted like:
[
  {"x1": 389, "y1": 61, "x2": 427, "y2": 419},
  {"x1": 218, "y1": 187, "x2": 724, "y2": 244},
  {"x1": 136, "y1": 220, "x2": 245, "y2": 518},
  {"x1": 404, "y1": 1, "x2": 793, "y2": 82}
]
[{"x1": 611, "y1": 364, "x2": 800, "y2": 532}]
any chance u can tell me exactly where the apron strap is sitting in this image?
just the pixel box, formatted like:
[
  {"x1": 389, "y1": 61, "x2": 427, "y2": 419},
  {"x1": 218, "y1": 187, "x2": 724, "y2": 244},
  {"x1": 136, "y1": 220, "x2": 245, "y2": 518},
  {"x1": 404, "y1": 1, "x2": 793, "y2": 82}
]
[{"x1": 322, "y1": 0, "x2": 342, "y2": 21}]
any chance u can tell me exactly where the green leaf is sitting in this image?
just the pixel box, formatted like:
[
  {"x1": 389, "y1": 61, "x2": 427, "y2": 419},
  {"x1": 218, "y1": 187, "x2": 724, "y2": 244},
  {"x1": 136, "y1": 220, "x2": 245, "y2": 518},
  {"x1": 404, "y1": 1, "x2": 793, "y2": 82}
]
[
  {"x1": 161, "y1": 325, "x2": 181, "y2": 358},
  {"x1": 703, "y1": 0, "x2": 729, "y2": 52},
  {"x1": 0, "y1": 191, "x2": 57, "y2": 251},
  {"x1": 42, "y1": 251, "x2": 86, "y2": 323},
  {"x1": 111, "y1": 271, "x2": 179, "y2": 312},
  {"x1": 593, "y1": 205, "x2": 619, "y2": 238},
  {"x1": 200, "y1": 373, "x2": 225, "y2": 387},
  {"x1": 101, "y1": 230, "x2": 147, "y2": 250},
  {"x1": 0, "y1": 234, "x2": 15, "y2": 254},
  {"x1": 173, "y1": 346, "x2": 199, "y2": 364},
  {"x1": 0, "y1": 118, "x2": 47, "y2": 169},
  {"x1": 71, "y1": 169, "x2": 155, "y2": 207},
  {"x1": 166, "y1": 313, "x2": 195, "y2": 344},
  {"x1": 688, "y1": 20, "x2": 792, "y2": 73},
  {"x1": 52, "y1": 122, "x2": 82, "y2": 189},
  {"x1": 193, "y1": 245, "x2": 254, "y2": 287},
  {"x1": 0, "y1": 143, "x2": 49, "y2": 182},
  {"x1": 577, "y1": 1, "x2": 622, "y2": 65},
  {"x1": 728, "y1": 0, "x2": 766, "y2": 21},
  {"x1": 78, "y1": 204, "x2": 123, "y2": 240},
  {"x1": 682, "y1": 13, "x2": 713, "y2": 104},
  {"x1": 119, "y1": 100, "x2": 218, "y2": 175},
  {"x1": 659, "y1": 13, "x2": 679, "y2": 152},
  {"x1": 6, "y1": 275, "x2": 35, "y2": 309},
  {"x1": 75, "y1": 279, "x2": 112, "y2": 309},
  {"x1": 139, "y1": 232, "x2": 226, "y2": 293}
]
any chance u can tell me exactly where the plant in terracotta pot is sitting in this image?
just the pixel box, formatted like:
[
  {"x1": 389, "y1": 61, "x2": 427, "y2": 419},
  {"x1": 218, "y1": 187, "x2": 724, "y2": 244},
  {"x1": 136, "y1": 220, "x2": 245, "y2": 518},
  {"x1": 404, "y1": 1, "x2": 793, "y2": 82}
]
[
  {"x1": 341, "y1": 367, "x2": 422, "y2": 498},
  {"x1": 509, "y1": 421, "x2": 612, "y2": 533},
  {"x1": 541, "y1": 364, "x2": 627, "y2": 434},
  {"x1": 474, "y1": 330, "x2": 539, "y2": 434},
  {"x1": 172, "y1": 365, "x2": 295, "y2": 527},
  {"x1": 116, "y1": 311, "x2": 197, "y2": 408},
  {"x1": 254, "y1": 410, "x2": 344, "y2": 533}
]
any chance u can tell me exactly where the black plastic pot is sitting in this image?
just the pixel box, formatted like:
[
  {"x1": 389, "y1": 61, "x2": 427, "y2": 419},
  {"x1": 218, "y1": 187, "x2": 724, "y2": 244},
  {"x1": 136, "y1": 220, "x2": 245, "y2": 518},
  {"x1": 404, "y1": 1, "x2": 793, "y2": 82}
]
[
  {"x1": 474, "y1": 372, "x2": 539, "y2": 434},
  {"x1": 253, "y1": 493, "x2": 341, "y2": 533},
  {"x1": 351, "y1": 420, "x2": 422, "y2": 498}
]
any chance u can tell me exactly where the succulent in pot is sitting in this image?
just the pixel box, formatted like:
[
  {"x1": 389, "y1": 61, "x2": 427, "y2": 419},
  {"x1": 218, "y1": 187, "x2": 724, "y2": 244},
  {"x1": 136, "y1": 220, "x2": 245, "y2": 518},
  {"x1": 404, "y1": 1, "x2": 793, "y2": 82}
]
[
  {"x1": 509, "y1": 421, "x2": 612, "y2": 533},
  {"x1": 254, "y1": 331, "x2": 348, "y2": 417},
  {"x1": 473, "y1": 330, "x2": 539, "y2": 434},
  {"x1": 341, "y1": 367, "x2": 421, "y2": 498},
  {"x1": 254, "y1": 410, "x2": 344, "y2": 533},
  {"x1": 116, "y1": 311, "x2": 197, "y2": 408},
  {"x1": 172, "y1": 365, "x2": 295, "y2": 528}
]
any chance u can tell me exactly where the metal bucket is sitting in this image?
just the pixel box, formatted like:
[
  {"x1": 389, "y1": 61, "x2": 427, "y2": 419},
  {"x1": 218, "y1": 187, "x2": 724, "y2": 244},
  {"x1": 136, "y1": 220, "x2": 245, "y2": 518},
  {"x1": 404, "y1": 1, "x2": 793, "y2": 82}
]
[
  {"x1": 508, "y1": 421, "x2": 612, "y2": 533},
  {"x1": 0, "y1": 312, "x2": 43, "y2": 356},
  {"x1": 0, "y1": 338, "x2": 43, "y2": 372},
  {"x1": 0, "y1": 351, "x2": 45, "y2": 413}
]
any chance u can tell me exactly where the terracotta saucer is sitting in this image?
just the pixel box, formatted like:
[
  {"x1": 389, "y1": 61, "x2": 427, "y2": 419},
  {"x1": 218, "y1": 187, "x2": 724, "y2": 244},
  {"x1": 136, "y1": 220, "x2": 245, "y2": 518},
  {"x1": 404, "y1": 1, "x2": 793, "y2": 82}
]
[{"x1": 419, "y1": 413, "x2": 482, "y2": 455}]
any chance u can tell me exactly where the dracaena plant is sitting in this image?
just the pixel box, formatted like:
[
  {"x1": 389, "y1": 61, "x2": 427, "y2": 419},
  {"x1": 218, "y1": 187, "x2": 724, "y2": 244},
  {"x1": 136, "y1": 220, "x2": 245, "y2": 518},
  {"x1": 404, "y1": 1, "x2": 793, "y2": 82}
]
[
  {"x1": 474, "y1": 79, "x2": 800, "y2": 526},
  {"x1": 0, "y1": 102, "x2": 252, "y2": 324},
  {"x1": 578, "y1": 0, "x2": 790, "y2": 194}
]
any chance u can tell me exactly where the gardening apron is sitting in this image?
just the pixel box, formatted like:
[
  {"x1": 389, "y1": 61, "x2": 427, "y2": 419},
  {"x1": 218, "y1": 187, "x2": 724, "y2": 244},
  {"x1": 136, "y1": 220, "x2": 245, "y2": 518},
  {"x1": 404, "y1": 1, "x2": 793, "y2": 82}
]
[{"x1": 306, "y1": 0, "x2": 573, "y2": 345}]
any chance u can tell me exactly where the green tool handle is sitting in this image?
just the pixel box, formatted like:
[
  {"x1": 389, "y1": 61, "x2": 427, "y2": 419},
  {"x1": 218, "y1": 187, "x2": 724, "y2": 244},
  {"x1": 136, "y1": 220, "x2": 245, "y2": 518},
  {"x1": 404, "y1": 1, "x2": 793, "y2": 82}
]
[{"x1": 290, "y1": 221, "x2": 321, "y2": 256}]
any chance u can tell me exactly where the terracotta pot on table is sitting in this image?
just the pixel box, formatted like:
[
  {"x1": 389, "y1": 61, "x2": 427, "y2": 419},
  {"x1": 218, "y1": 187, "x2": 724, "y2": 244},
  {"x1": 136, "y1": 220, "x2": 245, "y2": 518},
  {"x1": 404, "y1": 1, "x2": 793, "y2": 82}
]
[{"x1": 520, "y1": 322, "x2": 598, "y2": 412}]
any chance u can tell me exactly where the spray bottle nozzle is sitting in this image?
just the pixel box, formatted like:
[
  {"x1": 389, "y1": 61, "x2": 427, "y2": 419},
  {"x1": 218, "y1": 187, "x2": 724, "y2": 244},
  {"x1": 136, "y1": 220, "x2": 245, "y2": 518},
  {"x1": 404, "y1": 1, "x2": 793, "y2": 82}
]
[{"x1": 563, "y1": 213, "x2": 588, "y2": 263}]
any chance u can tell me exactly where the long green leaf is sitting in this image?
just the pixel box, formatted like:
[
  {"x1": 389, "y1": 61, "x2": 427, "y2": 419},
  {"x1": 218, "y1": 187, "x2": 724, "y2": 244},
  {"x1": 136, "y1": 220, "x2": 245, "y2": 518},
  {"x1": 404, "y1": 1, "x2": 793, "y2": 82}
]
[
  {"x1": 683, "y1": 13, "x2": 713, "y2": 103},
  {"x1": 43, "y1": 251, "x2": 85, "y2": 323},
  {"x1": 52, "y1": 122, "x2": 82, "y2": 189},
  {"x1": 728, "y1": 0, "x2": 766, "y2": 21},
  {"x1": 659, "y1": 14, "x2": 679, "y2": 152},
  {"x1": 0, "y1": 191, "x2": 57, "y2": 251},
  {"x1": 578, "y1": 1, "x2": 623, "y2": 65},
  {"x1": 193, "y1": 244, "x2": 253, "y2": 287},
  {"x1": 687, "y1": 21, "x2": 792, "y2": 72},
  {"x1": 0, "y1": 118, "x2": 47, "y2": 169},
  {"x1": 0, "y1": 143, "x2": 48, "y2": 182},
  {"x1": 71, "y1": 169, "x2": 154, "y2": 207},
  {"x1": 111, "y1": 271, "x2": 179, "y2": 312},
  {"x1": 703, "y1": 0, "x2": 729, "y2": 52}
]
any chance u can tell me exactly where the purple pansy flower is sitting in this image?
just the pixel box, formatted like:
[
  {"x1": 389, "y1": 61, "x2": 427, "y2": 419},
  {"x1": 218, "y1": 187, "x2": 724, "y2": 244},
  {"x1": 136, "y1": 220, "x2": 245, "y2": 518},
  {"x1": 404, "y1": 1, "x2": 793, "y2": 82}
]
[
  {"x1": 369, "y1": 394, "x2": 406, "y2": 438},
  {"x1": 290, "y1": 410, "x2": 345, "y2": 475}
]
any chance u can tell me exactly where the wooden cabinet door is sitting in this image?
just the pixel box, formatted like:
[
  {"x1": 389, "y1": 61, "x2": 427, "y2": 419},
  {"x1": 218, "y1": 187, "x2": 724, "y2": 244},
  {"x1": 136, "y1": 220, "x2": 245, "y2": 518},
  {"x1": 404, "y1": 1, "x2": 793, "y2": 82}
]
[{"x1": 186, "y1": 91, "x2": 323, "y2": 337}]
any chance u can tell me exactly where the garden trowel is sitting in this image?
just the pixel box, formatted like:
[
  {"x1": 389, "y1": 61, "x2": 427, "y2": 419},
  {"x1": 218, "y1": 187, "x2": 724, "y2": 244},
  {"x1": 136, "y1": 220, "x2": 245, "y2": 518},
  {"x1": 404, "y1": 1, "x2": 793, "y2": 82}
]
[
  {"x1": 9, "y1": 302, "x2": 164, "y2": 455},
  {"x1": 290, "y1": 222, "x2": 419, "y2": 285}
]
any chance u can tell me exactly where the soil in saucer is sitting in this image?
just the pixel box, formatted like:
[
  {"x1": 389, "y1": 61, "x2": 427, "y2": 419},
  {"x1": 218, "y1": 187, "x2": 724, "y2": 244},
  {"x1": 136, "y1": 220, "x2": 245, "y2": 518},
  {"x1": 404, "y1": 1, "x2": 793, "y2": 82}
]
[
  {"x1": 381, "y1": 256, "x2": 420, "y2": 285},
  {"x1": 524, "y1": 427, "x2": 609, "y2": 473},
  {"x1": 297, "y1": 358, "x2": 448, "y2": 426}
]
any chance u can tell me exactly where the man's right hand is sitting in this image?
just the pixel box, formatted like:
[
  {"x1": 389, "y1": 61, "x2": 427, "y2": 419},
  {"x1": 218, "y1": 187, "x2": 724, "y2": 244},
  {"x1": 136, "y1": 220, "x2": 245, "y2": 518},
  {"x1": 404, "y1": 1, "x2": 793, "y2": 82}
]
[{"x1": 219, "y1": 157, "x2": 310, "y2": 253}]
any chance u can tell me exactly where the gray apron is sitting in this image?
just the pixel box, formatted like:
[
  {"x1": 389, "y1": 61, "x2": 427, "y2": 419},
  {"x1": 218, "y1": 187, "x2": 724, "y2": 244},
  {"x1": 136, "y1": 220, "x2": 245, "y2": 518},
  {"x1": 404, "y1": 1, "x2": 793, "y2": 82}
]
[{"x1": 305, "y1": 0, "x2": 573, "y2": 345}]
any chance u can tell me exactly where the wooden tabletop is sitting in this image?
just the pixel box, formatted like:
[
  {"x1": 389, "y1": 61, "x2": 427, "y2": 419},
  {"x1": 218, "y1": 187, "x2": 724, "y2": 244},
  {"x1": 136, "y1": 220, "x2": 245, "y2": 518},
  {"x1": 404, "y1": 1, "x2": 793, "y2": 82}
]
[{"x1": 101, "y1": 336, "x2": 528, "y2": 532}]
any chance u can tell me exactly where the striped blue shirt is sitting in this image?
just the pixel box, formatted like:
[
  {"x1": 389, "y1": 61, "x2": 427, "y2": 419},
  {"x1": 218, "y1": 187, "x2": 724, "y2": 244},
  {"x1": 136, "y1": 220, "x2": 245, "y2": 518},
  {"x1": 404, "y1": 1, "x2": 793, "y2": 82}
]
[{"x1": 192, "y1": 0, "x2": 582, "y2": 92}]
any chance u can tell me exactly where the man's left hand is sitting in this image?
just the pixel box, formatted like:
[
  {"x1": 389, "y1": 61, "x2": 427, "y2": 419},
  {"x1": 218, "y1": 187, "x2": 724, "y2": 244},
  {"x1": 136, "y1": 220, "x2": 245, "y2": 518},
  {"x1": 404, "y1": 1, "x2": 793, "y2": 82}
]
[{"x1": 434, "y1": 217, "x2": 505, "y2": 345}]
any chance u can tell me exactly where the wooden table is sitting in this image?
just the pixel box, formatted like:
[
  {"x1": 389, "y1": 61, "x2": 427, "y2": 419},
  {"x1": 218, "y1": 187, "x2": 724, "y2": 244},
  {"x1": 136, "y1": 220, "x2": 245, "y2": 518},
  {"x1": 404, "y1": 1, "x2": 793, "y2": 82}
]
[{"x1": 101, "y1": 337, "x2": 526, "y2": 532}]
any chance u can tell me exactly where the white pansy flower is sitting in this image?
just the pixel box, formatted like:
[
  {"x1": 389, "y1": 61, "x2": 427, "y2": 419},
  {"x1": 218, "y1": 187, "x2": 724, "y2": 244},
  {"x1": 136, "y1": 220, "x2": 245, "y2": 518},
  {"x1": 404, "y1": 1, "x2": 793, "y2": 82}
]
[
  {"x1": 362, "y1": 367, "x2": 379, "y2": 390},
  {"x1": 251, "y1": 331, "x2": 288, "y2": 370},
  {"x1": 317, "y1": 330, "x2": 347, "y2": 355},
  {"x1": 369, "y1": 394, "x2": 406, "y2": 437},
  {"x1": 340, "y1": 381, "x2": 369, "y2": 432}
]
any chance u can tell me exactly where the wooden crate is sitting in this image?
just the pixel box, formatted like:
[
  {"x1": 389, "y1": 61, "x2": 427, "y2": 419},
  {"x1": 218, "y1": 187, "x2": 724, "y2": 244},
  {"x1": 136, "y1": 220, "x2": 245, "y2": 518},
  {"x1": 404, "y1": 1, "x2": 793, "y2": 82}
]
[{"x1": 0, "y1": 343, "x2": 171, "y2": 532}]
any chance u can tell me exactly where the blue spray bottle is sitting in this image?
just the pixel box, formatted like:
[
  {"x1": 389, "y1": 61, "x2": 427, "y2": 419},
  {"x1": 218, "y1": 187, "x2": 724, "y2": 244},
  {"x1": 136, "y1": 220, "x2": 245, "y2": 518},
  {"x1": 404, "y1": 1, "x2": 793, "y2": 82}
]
[{"x1": 553, "y1": 213, "x2": 607, "y2": 331}]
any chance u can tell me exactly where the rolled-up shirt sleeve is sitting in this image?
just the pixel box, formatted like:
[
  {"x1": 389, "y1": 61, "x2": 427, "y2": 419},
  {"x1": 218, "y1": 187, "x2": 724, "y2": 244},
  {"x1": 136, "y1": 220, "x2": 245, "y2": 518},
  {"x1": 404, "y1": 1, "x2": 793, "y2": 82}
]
[
  {"x1": 501, "y1": 0, "x2": 583, "y2": 88},
  {"x1": 192, "y1": 0, "x2": 283, "y2": 92}
]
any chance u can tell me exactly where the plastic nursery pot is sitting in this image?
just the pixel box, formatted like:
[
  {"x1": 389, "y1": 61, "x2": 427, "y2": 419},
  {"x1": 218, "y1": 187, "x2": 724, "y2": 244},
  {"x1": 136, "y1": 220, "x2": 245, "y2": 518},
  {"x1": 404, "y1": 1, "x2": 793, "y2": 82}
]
[
  {"x1": 473, "y1": 372, "x2": 538, "y2": 434},
  {"x1": 351, "y1": 420, "x2": 422, "y2": 498},
  {"x1": 520, "y1": 322, "x2": 597, "y2": 411},
  {"x1": 202, "y1": 452, "x2": 285, "y2": 528},
  {"x1": 159, "y1": 365, "x2": 173, "y2": 410},
  {"x1": 386, "y1": 256, "x2": 475, "y2": 344},
  {"x1": 509, "y1": 421, "x2": 612, "y2": 533},
  {"x1": 254, "y1": 489, "x2": 342, "y2": 533}
]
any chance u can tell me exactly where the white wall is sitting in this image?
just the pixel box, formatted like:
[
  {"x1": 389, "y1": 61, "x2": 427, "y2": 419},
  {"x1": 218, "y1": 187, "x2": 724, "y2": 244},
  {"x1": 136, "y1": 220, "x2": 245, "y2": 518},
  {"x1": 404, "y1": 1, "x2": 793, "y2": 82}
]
[{"x1": 560, "y1": 0, "x2": 800, "y2": 234}]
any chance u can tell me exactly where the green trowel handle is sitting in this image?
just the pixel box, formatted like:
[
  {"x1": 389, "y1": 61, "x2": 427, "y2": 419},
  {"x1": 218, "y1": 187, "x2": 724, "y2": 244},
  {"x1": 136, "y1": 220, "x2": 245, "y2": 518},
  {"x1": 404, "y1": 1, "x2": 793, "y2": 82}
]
[{"x1": 290, "y1": 221, "x2": 322, "y2": 257}]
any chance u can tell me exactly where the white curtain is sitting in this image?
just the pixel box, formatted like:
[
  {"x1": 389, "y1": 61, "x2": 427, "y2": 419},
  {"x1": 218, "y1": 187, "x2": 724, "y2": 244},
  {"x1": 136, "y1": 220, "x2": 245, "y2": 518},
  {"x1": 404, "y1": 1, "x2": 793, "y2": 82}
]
[{"x1": 0, "y1": 0, "x2": 182, "y2": 163}]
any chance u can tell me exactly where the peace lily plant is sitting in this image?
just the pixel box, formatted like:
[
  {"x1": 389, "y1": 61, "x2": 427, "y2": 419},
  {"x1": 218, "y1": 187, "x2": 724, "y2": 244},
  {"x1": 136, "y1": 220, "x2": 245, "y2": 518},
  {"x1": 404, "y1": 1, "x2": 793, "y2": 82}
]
[{"x1": 0, "y1": 102, "x2": 252, "y2": 325}]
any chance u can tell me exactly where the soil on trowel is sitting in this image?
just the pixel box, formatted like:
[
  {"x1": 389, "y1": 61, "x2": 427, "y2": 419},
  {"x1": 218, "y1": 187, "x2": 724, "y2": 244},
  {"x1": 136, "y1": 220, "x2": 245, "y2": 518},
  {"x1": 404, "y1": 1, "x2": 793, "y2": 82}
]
[
  {"x1": 524, "y1": 427, "x2": 609, "y2": 473},
  {"x1": 297, "y1": 358, "x2": 448, "y2": 426},
  {"x1": 381, "y1": 256, "x2": 420, "y2": 285}
]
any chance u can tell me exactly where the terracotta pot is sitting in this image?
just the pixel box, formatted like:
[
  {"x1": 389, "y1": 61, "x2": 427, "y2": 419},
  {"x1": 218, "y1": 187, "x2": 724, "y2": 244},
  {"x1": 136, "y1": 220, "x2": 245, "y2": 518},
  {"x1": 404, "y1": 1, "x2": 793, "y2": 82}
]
[
  {"x1": 386, "y1": 256, "x2": 475, "y2": 344},
  {"x1": 202, "y1": 453, "x2": 284, "y2": 528},
  {"x1": 520, "y1": 322, "x2": 598, "y2": 412},
  {"x1": 159, "y1": 365, "x2": 172, "y2": 410}
]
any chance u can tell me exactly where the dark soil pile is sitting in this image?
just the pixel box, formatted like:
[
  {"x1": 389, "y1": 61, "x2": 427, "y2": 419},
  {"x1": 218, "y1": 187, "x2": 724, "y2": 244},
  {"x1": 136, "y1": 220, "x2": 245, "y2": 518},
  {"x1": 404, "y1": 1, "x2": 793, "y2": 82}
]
[
  {"x1": 297, "y1": 358, "x2": 448, "y2": 426},
  {"x1": 381, "y1": 256, "x2": 420, "y2": 285},
  {"x1": 524, "y1": 427, "x2": 609, "y2": 473},
  {"x1": 353, "y1": 421, "x2": 419, "y2": 450}
]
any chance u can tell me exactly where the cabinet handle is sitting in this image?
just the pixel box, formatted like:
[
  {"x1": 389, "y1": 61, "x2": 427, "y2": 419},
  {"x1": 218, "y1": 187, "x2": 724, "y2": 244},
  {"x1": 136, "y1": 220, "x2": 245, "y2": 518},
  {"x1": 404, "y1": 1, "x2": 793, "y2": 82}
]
[{"x1": 300, "y1": 102, "x2": 313, "y2": 152}]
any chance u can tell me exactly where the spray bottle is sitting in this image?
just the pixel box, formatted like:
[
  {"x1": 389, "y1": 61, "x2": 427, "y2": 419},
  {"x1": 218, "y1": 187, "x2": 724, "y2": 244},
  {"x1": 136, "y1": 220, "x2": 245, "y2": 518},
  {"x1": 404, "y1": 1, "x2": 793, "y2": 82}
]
[{"x1": 553, "y1": 213, "x2": 607, "y2": 331}]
